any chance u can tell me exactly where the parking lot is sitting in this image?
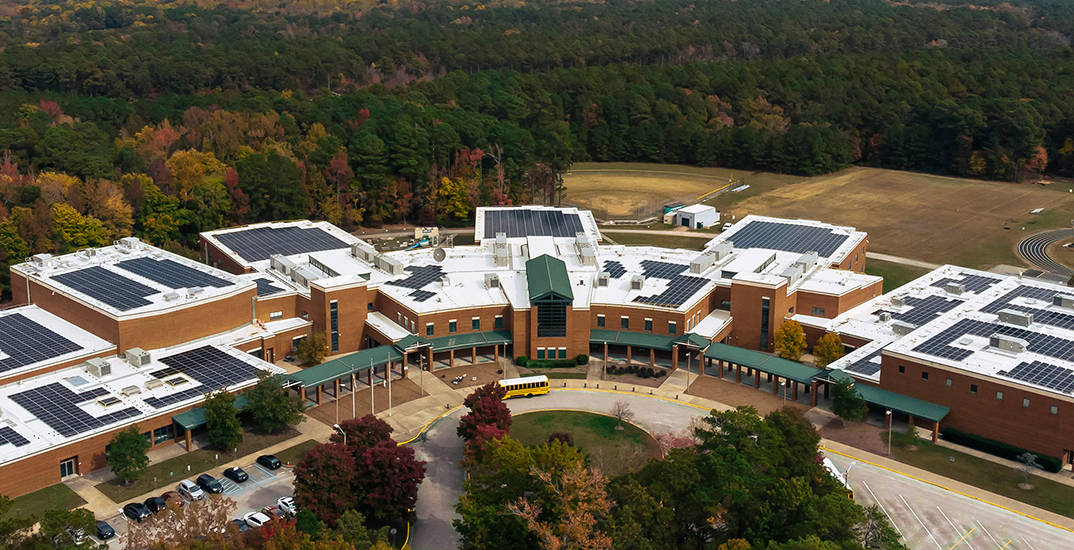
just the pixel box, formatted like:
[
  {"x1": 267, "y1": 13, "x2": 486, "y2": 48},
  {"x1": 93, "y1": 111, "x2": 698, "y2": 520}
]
[{"x1": 97, "y1": 461, "x2": 296, "y2": 548}]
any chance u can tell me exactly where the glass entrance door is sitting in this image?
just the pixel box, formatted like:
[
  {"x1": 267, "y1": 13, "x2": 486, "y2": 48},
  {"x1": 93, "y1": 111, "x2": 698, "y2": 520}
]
[{"x1": 59, "y1": 457, "x2": 77, "y2": 478}]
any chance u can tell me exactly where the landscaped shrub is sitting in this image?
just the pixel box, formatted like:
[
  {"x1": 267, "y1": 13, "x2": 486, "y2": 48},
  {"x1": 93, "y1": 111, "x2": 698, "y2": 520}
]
[
  {"x1": 638, "y1": 369, "x2": 649, "y2": 379},
  {"x1": 655, "y1": 369, "x2": 666, "y2": 378},
  {"x1": 515, "y1": 356, "x2": 528, "y2": 367},
  {"x1": 607, "y1": 365, "x2": 619, "y2": 374},
  {"x1": 575, "y1": 354, "x2": 589, "y2": 365},
  {"x1": 941, "y1": 427, "x2": 1062, "y2": 473},
  {"x1": 548, "y1": 432, "x2": 574, "y2": 446},
  {"x1": 627, "y1": 364, "x2": 637, "y2": 374},
  {"x1": 525, "y1": 359, "x2": 577, "y2": 369}
]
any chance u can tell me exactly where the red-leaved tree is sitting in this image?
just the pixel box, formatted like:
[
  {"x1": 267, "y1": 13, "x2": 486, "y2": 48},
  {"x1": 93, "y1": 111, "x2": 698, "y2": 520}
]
[
  {"x1": 331, "y1": 414, "x2": 393, "y2": 449},
  {"x1": 353, "y1": 441, "x2": 427, "y2": 525},
  {"x1": 293, "y1": 443, "x2": 360, "y2": 525},
  {"x1": 457, "y1": 383, "x2": 512, "y2": 441}
]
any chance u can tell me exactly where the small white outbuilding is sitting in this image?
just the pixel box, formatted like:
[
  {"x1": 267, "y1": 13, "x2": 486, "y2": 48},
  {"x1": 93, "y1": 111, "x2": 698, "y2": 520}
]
[{"x1": 674, "y1": 204, "x2": 719, "y2": 229}]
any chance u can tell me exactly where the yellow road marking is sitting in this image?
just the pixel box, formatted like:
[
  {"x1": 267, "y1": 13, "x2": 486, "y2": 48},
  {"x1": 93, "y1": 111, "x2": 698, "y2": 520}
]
[
  {"x1": 696, "y1": 182, "x2": 732, "y2": 201},
  {"x1": 396, "y1": 405, "x2": 464, "y2": 446},
  {"x1": 948, "y1": 526, "x2": 975, "y2": 550},
  {"x1": 999, "y1": 539, "x2": 1013, "y2": 549}
]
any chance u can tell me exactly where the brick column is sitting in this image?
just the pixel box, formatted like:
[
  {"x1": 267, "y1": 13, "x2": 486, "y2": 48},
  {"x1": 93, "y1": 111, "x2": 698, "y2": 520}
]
[
  {"x1": 472, "y1": 346, "x2": 477, "y2": 365},
  {"x1": 718, "y1": 360, "x2": 724, "y2": 378},
  {"x1": 932, "y1": 421, "x2": 940, "y2": 443},
  {"x1": 626, "y1": 346, "x2": 632, "y2": 364},
  {"x1": 792, "y1": 382, "x2": 798, "y2": 401},
  {"x1": 672, "y1": 345, "x2": 678, "y2": 370},
  {"x1": 316, "y1": 385, "x2": 322, "y2": 405},
  {"x1": 449, "y1": 349, "x2": 455, "y2": 368},
  {"x1": 810, "y1": 380, "x2": 818, "y2": 406},
  {"x1": 649, "y1": 348, "x2": 655, "y2": 366},
  {"x1": 908, "y1": 415, "x2": 916, "y2": 433},
  {"x1": 736, "y1": 364, "x2": 742, "y2": 383},
  {"x1": 754, "y1": 369, "x2": 761, "y2": 389},
  {"x1": 334, "y1": 379, "x2": 340, "y2": 399},
  {"x1": 771, "y1": 376, "x2": 779, "y2": 395}
]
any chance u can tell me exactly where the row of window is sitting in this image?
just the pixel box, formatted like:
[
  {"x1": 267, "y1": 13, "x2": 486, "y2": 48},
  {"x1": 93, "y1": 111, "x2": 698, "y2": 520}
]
[
  {"x1": 899, "y1": 365, "x2": 1059, "y2": 414},
  {"x1": 398, "y1": 312, "x2": 505, "y2": 337},
  {"x1": 536, "y1": 347, "x2": 568, "y2": 360},
  {"x1": 596, "y1": 315, "x2": 678, "y2": 335}
]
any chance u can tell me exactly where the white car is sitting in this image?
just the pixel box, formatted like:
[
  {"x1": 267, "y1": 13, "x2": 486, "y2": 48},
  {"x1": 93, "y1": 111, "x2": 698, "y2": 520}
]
[
  {"x1": 276, "y1": 496, "x2": 297, "y2": 516},
  {"x1": 243, "y1": 511, "x2": 272, "y2": 528},
  {"x1": 177, "y1": 479, "x2": 205, "y2": 501}
]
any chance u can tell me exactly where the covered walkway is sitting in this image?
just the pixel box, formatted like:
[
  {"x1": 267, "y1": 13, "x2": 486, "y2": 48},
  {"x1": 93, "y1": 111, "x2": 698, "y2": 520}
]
[
  {"x1": 824, "y1": 370, "x2": 949, "y2": 442},
  {"x1": 703, "y1": 343, "x2": 826, "y2": 405},
  {"x1": 590, "y1": 330, "x2": 711, "y2": 370}
]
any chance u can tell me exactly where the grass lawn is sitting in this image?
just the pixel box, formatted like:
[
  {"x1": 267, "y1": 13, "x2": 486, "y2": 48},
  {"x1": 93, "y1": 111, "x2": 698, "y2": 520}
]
[
  {"x1": 9, "y1": 483, "x2": 86, "y2": 521},
  {"x1": 890, "y1": 432, "x2": 1074, "y2": 519},
  {"x1": 865, "y1": 259, "x2": 930, "y2": 293},
  {"x1": 602, "y1": 232, "x2": 710, "y2": 250},
  {"x1": 275, "y1": 439, "x2": 319, "y2": 466},
  {"x1": 95, "y1": 427, "x2": 300, "y2": 503},
  {"x1": 509, "y1": 411, "x2": 662, "y2": 476}
]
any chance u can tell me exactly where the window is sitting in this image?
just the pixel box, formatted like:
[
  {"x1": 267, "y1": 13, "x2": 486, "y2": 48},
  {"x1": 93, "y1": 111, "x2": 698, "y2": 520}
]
[
  {"x1": 558, "y1": 348, "x2": 567, "y2": 359},
  {"x1": 472, "y1": 317, "x2": 480, "y2": 330},
  {"x1": 495, "y1": 315, "x2": 504, "y2": 329},
  {"x1": 811, "y1": 306, "x2": 826, "y2": 316},
  {"x1": 644, "y1": 318, "x2": 653, "y2": 332},
  {"x1": 788, "y1": 306, "x2": 794, "y2": 314},
  {"x1": 945, "y1": 378, "x2": 952, "y2": 387},
  {"x1": 426, "y1": 323, "x2": 434, "y2": 337},
  {"x1": 596, "y1": 314, "x2": 605, "y2": 328},
  {"x1": 329, "y1": 301, "x2": 339, "y2": 352},
  {"x1": 397, "y1": 312, "x2": 402, "y2": 324},
  {"x1": 410, "y1": 320, "x2": 416, "y2": 332},
  {"x1": 536, "y1": 297, "x2": 569, "y2": 338},
  {"x1": 292, "y1": 336, "x2": 305, "y2": 352},
  {"x1": 760, "y1": 297, "x2": 771, "y2": 350},
  {"x1": 537, "y1": 348, "x2": 545, "y2": 360},
  {"x1": 1051, "y1": 405, "x2": 1059, "y2": 415},
  {"x1": 621, "y1": 316, "x2": 629, "y2": 330},
  {"x1": 1023, "y1": 398, "x2": 1031, "y2": 408},
  {"x1": 269, "y1": 311, "x2": 283, "y2": 320},
  {"x1": 921, "y1": 371, "x2": 929, "y2": 381},
  {"x1": 449, "y1": 320, "x2": 457, "y2": 333},
  {"x1": 970, "y1": 384, "x2": 978, "y2": 394},
  {"x1": 668, "y1": 321, "x2": 677, "y2": 335},
  {"x1": 996, "y1": 391, "x2": 1004, "y2": 400},
  {"x1": 367, "y1": 302, "x2": 373, "y2": 311},
  {"x1": 898, "y1": 365, "x2": 905, "y2": 374},
  {"x1": 153, "y1": 425, "x2": 174, "y2": 444}
]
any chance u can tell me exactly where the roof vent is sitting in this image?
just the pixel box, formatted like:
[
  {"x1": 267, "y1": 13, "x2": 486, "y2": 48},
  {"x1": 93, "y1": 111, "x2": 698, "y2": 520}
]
[
  {"x1": 484, "y1": 273, "x2": 500, "y2": 289},
  {"x1": 943, "y1": 283, "x2": 965, "y2": 295},
  {"x1": 82, "y1": 248, "x2": 97, "y2": 258},
  {"x1": 120, "y1": 385, "x2": 141, "y2": 397},
  {"x1": 990, "y1": 334, "x2": 1027, "y2": 353},
  {"x1": 145, "y1": 378, "x2": 164, "y2": 390},
  {"x1": 163, "y1": 291, "x2": 180, "y2": 302},
  {"x1": 878, "y1": 312, "x2": 892, "y2": 322},
  {"x1": 186, "y1": 287, "x2": 205, "y2": 298},
  {"x1": 890, "y1": 296, "x2": 905, "y2": 308},
  {"x1": 997, "y1": 309, "x2": 1033, "y2": 328},
  {"x1": 84, "y1": 357, "x2": 111, "y2": 378},
  {"x1": 630, "y1": 275, "x2": 645, "y2": 290},
  {"x1": 1053, "y1": 294, "x2": 1074, "y2": 309},
  {"x1": 124, "y1": 347, "x2": 151, "y2": 367},
  {"x1": 596, "y1": 272, "x2": 609, "y2": 287},
  {"x1": 891, "y1": 321, "x2": 917, "y2": 336},
  {"x1": 30, "y1": 253, "x2": 53, "y2": 267},
  {"x1": 118, "y1": 236, "x2": 141, "y2": 250}
]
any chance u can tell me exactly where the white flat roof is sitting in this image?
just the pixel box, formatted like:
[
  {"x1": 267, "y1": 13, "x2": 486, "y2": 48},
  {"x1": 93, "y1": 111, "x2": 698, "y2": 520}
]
[{"x1": 678, "y1": 204, "x2": 716, "y2": 214}]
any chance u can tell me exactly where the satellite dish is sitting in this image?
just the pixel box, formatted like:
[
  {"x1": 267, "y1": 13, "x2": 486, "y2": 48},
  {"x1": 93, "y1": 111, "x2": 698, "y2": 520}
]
[{"x1": 433, "y1": 247, "x2": 446, "y2": 262}]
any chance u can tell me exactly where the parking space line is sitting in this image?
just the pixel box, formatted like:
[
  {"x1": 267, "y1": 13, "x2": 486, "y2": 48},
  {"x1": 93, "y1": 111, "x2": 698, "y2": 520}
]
[
  {"x1": 937, "y1": 507, "x2": 975, "y2": 550},
  {"x1": 948, "y1": 526, "x2": 976, "y2": 550},
  {"x1": 901, "y1": 494, "x2": 943, "y2": 550},
  {"x1": 974, "y1": 520, "x2": 1000, "y2": 548},
  {"x1": 861, "y1": 480, "x2": 902, "y2": 536},
  {"x1": 1020, "y1": 537, "x2": 1035, "y2": 550}
]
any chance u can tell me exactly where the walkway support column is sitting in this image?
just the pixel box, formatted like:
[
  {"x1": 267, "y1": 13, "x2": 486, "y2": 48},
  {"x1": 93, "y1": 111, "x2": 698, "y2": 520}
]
[
  {"x1": 649, "y1": 348, "x2": 655, "y2": 367},
  {"x1": 736, "y1": 363, "x2": 742, "y2": 383},
  {"x1": 185, "y1": 429, "x2": 193, "y2": 451},
  {"x1": 334, "y1": 379, "x2": 340, "y2": 400},
  {"x1": 810, "y1": 380, "x2": 818, "y2": 406},
  {"x1": 316, "y1": 385, "x2": 322, "y2": 405},
  {"x1": 603, "y1": 342, "x2": 608, "y2": 369},
  {"x1": 754, "y1": 369, "x2": 761, "y2": 389},
  {"x1": 472, "y1": 346, "x2": 477, "y2": 365},
  {"x1": 718, "y1": 360, "x2": 724, "y2": 378},
  {"x1": 449, "y1": 349, "x2": 455, "y2": 368},
  {"x1": 771, "y1": 376, "x2": 779, "y2": 395},
  {"x1": 792, "y1": 381, "x2": 798, "y2": 401},
  {"x1": 932, "y1": 421, "x2": 940, "y2": 443},
  {"x1": 627, "y1": 346, "x2": 632, "y2": 365},
  {"x1": 672, "y1": 345, "x2": 678, "y2": 370},
  {"x1": 908, "y1": 415, "x2": 916, "y2": 434}
]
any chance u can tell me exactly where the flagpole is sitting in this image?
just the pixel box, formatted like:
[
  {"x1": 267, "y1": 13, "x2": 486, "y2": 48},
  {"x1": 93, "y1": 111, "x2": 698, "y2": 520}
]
[
  {"x1": 388, "y1": 359, "x2": 393, "y2": 417},
  {"x1": 370, "y1": 358, "x2": 375, "y2": 416}
]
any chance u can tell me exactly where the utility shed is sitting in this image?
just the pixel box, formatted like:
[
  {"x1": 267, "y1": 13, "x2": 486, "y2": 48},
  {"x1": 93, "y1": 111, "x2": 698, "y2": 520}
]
[{"x1": 675, "y1": 204, "x2": 719, "y2": 229}]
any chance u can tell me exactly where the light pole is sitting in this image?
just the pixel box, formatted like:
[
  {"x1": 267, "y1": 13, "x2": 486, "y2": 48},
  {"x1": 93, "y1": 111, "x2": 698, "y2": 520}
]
[
  {"x1": 388, "y1": 360, "x2": 393, "y2": 417},
  {"x1": 684, "y1": 352, "x2": 691, "y2": 392},
  {"x1": 780, "y1": 380, "x2": 787, "y2": 406},
  {"x1": 420, "y1": 354, "x2": 425, "y2": 397},
  {"x1": 845, "y1": 461, "x2": 857, "y2": 490},
  {"x1": 333, "y1": 423, "x2": 347, "y2": 446},
  {"x1": 886, "y1": 409, "x2": 893, "y2": 456}
]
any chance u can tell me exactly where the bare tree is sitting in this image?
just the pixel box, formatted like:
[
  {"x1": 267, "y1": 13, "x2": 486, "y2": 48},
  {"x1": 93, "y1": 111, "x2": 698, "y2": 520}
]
[
  {"x1": 125, "y1": 495, "x2": 238, "y2": 549},
  {"x1": 1018, "y1": 451, "x2": 1041, "y2": 485},
  {"x1": 611, "y1": 400, "x2": 634, "y2": 430},
  {"x1": 507, "y1": 463, "x2": 613, "y2": 550}
]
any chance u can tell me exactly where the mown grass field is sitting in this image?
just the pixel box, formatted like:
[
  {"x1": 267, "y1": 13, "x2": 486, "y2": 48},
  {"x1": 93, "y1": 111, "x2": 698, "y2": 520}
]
[
  {"x1": 509, "y1": 411, "x2": 662, "y2": 476},
  {"x1": 602, "y1": 232, "x2": 711, "y2": 250},
  {"x1": 9, "y1": 483, "x2": 86, "y2": 521},
  {"x1": 865, "y1": 259, "x2": 930, "y2": 293}
]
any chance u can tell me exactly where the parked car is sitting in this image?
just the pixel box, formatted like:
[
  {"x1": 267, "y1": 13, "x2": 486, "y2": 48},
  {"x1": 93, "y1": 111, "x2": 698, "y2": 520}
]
[
  {"x1": 722, "y1": 222, "x2": 733, "y2": 231},
  {"x1": 144, "y1": 496, "x2": 168, "y2": 514},
  {"x1": 232, "y1": 518, "x2": 250, "y2": 533},
  {"x1": 256, "y1": 455, "x2": 281, "y2": 470},
  {"x1": 222, "y1": 466, "x2": 248, "y2": 483},
  {"x1": 123, "y1": 502, "x2": 152, "y2": 522},
  {"x1": 243, "y1": 511, "x2": 272, "y2": 528},
  {"x1": 160, "y1": 490, "x2": 185, "y2": 508},
  {"x1": 196, "y1": 473, "x2": 224, "y2": 494},
  {"x1": 276, "y1": 496, "x2": 297, "y2": 517},
  {"x1": 262, "y1": 504, "x2": 288, "y2": 522},
  {"x1": 53, "y1": 525, "x2": 87, "y2": 546},
  {"x1": 95, "y1": 520, "x2": 115, "y2": 540},
  {"x1": 177, "y1": 479, "x2": 205, "y2": 501}
]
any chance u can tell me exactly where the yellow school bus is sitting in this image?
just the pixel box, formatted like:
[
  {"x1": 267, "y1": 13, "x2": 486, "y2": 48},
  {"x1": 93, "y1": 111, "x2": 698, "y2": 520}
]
[{"x1": 498, "y1": 375, "x2": 550, "y2": 399}]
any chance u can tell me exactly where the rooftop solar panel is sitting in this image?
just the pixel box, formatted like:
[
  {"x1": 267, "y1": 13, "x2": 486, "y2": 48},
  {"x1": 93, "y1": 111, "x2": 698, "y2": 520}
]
[
  {"x1": 409, "y1": 289, "x2": 437, "y2": 302},
  {"x1": 481, "y1": 210, "x2": 584, "y2": 239},
  {"x1": 891, "y1": 295, "x2": 963, "y2": 326},
  {"x1": 997, "y1": 361, "x2": 1074, "y2": 395},
  {"x1": 153, "y1": 346, "x2": 261, "y2": 391},
  {"x1": 640, "y1": 260, "x2": 689, "y2": 279},
  {"x1": 215, "y1": 226, "x2": 349, "y2": 262},
  {"x1": 0, "y1": 426, "x2": 29, "y2": 447},
  {"x1": 979, "y1": 285, "x2": 1059, "y2": 315},
  {"x1": 0, "y1": 313, "x2": 83, "y2": 373},
  {"x1": 254, "y1": 278, "x2": 285, "y2": 297},
  {"x1": 602, "y1": 261, "x2": 626, "y2": 279},
  {"x1": 632, "y1": 275, "x2": 709, "y2": 308},
  {"x1": 386, "y1": 265, "x2": 445, "y2": 290},
  {"x1": 116, "y1": 257, "x2": 232, "y2": 289},
  {"x1": 727, "y1": 221, "x2": 849, "y2": 257},
  {"x1": 843, "y1": 350, "x2": 883, "y2": 376},
  {"x1": 930, "y1": 274, "x2": 1001, "y2": 293},
  {"x1": 144, "y1": 386, "x2": 207, "y2": 409},
  {"x1": 53, "y1": 266, "x2": 157, "y2": 311},
  {"x1": 913, "y1": 319, "x2": 1074, "y2": 363},
  {"x1": 9, "y1": 383, "x2": 140, "y2": 437}
]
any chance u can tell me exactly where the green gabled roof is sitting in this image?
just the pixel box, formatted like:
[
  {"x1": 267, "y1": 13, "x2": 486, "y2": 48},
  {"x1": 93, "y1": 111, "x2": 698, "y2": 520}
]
[
  {"x1": 424, "y1": 330, "x2": 513, "y2": 352},
  {"x1": 526, "y1": 254, "x2": 573, "y2": 303},
  {"x1": 826, "y1": 370, "x2": 950, "y2": 422},
  {"x1": 283, "y1": 345, "x2": 402, "y2": 388},
  {"x1": 675, "y1": 333, "x2": 713, "y2": 349},
  {"x1": 704, "y1": 343, "x2": 823, "y2": 384},
  {"x1": 172, "y1": 393, "x2": 250, "y2": 431}
]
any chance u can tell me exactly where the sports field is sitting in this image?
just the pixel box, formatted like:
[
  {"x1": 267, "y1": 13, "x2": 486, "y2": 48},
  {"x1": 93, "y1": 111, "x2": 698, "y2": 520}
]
[{"x1": 568, "y1": 162, "x2": 1074, "y2": 269}]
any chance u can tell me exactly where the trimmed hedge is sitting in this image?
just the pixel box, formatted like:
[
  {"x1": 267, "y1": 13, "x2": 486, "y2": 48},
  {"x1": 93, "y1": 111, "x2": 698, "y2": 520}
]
[
  {"x1": 515, "y1": 356, "x2": 528, "y2": 367},
  {"x1": 525, "y1": 359, "x2": 578, "y2": 369},
  {"x1": 941, "y1": 427, "x2": 1062, "y2": 473},
  {"x1": 575, "y1": 354, "x2": 589, "y2": 365}
]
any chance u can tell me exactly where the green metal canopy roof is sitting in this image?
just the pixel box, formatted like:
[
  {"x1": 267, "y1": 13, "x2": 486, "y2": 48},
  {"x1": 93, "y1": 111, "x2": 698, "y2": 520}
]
[
  {"x1": 526, "y1": 254, "x2": 573, "y2": 303},
  {"x1": 172, "y1": 394, "x2": 250, "y2": 431},
  {"x1": 704, "y1": 343, "x2": 823, "y2": 384},
  {"x1": 590, "y1": 329, "x2": 679, "y2": 352},
  {"x1": 424, "y1": 330, "x2": 512, "y2": 353},
  {"x1": 826, "y1": 370, "x2": 949, "y2": 422},
  {"x1": 283, "y1": 345, "x2": 402, "y2": 388}
]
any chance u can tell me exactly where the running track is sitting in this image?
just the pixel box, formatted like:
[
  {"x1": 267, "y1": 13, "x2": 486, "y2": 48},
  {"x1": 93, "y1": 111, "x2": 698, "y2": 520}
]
[{"x1": 1017, "y1": 229, "x2": 1074, "y2": 276}]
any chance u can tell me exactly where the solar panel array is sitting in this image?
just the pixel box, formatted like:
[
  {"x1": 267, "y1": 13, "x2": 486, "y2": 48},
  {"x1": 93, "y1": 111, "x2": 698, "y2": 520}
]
[
  {"x1": 53, "y1": 266, "x2": 158, "y2": 311},
  {"x1": 144, "y1": 387, "x2": 205, "y2": 409},
  {"x1": 914, "y1": 319, "x2": 1074, "y2": 363},
  {"x1": 0, "y1": 426, "x2": 29, "y2": 447},
  {"x1": 726, "y1": 220, "x2": 849, "y2": 257},
  {"x1": 930, "y1": 274, "x2": 1001, "y2": 293},
  {"x1": 843, "y1": 350, "x2": 883, "y2": 376},
  {"x1": 640, "y1": 260, "x2": 688, "y2": 279},
  {"x1": 9, "y1": 383, "x2": 140, "y2": 437},
  {"x1": 602, "y1": 261, "x2": 626, "y2": 279},
  {"x1": 633, "y1": 275, "x2": 709, "y2": 308},
  {"x1": 215, "y1": 226, "x2": 349, "y2": 262},
  {"x1": 997, "y1": 360, "x2": 1074, "y2": 395},
  {"x1": 0, "y1": 313, "x2": 83, "y2": 373},
  {"x1": 116, "y1": 257, "x2": 232, "y2": 289},
  {"x1": 153, "y1": 346, "x2": 261, "y2": 390},
  {"x1": 979, "y1": 285, "x2": 1058, "y2": 315},
  {"x1": 409, "y1": 289, "x2": 437, "y2": 302},
  {"x1": 481, "y1": 210, "x2": 584, "y2": 239},
  {"x1": 386, "y1": 265, "x2": 445, "y2": 290},
  {"x1": 254, "y1": 278, "x2": 285, "y2": 297},
  {"x1": 892, "y1": 295, "x2": 963, "y2": 326}
]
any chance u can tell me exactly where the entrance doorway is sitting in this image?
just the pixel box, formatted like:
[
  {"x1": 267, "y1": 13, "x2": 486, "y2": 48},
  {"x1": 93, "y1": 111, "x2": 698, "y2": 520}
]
[{"x1": 59, "y1": 457, "x2": 77, "y2": 478}]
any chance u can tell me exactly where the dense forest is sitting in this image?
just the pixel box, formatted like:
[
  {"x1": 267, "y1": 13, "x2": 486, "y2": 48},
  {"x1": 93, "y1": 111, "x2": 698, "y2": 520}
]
[{"x1": 2, "y1": 0, "x2": 1074, "y2": 297}]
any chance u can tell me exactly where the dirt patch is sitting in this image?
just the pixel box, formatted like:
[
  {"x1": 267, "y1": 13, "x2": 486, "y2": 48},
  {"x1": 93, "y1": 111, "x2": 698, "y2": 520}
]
[
  {"x1": 685, "y1": 375, "x2": 808, "y2": 416},
  {"x1": 805, "y1": 408, "x2": 890, "y2": 456},
  {"x1": 307, "y1": 378, "x2": 423, "y2": 426},
  {"x1": 430, "y1": 361, "x2": 506, "y2": 390}
]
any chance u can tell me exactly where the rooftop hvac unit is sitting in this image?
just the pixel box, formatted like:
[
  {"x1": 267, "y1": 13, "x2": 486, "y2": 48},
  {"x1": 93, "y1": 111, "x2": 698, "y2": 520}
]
[
  {"x1": 374, "y1": 254, "x2": 404, "y2": 275},
  {"x1": 84, "y1": 357, "x2": 111, "y2": 378},
  {"x1": 794, "y1": 251, "x2": 819, "y2": 271},
  {"x1": 997, "y1": 309, "x2": 1033, "y2": 328},
  {"x1": 690, "y1": 252, "x2": 716, "y2": 274},
  {"x1": 990, "y1": 334, "x2": 1028, "y2": 353},
  {"x1": 780, "y1": 264, "x2": 804, "y2": 286},
  {"x1": 270, "y1": 254, "x2": 296, "y2": 275},
  {"x1": 1053, "y1": 294, "x2": 1074, "y2": 309},
  {"x1": 891, "y1": 320, "x2": 917, "y2": 336},
  {"x1": 596, "y1": 272, "x2": 609, "y2": 287},
  {"x1": 124, "y1": 347, "x2": 151, "y2": 367},
  {"x1": 441, "y1": 275, "x2": 451, "y2": 286},
  {"x1": 630, "y1": 275, "x2": 645, "y2": 290},
  {"x1": 710, "y1": 242, "x2": 734, "y2": 261},
  {"x1": 290, "y1": 270, "x2": 310, "y2": 288},
  {"x1": 485, "y1": 273, "x2": 500, "y2": 289},
  {"x1": 145, "y1": 378, "x2": 164, "y2": 390},
  {"x1": 576, "y1": 245, "x2": 596, "y2": 266},
  {"x1": 943, "y1": 283, "x2": 965, "y2": 295},
  {"x1": 30, "y1": 253, "x2": 53, "y2": 267},
  {"x1": 493, "y1": 233, "x2": 511, "y2": 267},
  {"x1": 350, "y1": 241, "x2": 377, "y2": 262},
  {"x1": 118, "y1": 236, "x2": 141, "y2": 250},
  {"x1": 186, "y1": 287, "x2": 205, "y2": 298},
  {"x1": 878, "y1": 312, "x2": 892, "y2": 322},
  {"x1": 890, "y1": 296, "x2": 905, "y2": 308},
  {"x1": 163, "y1": 291, "x2": 180, "y2": 302},
  {"x1": 120, "y1": 385, "x2": 141, "y2": 397},
  {"x1": 82, "y1": 248, "x2": 97, "y2": 258}
]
